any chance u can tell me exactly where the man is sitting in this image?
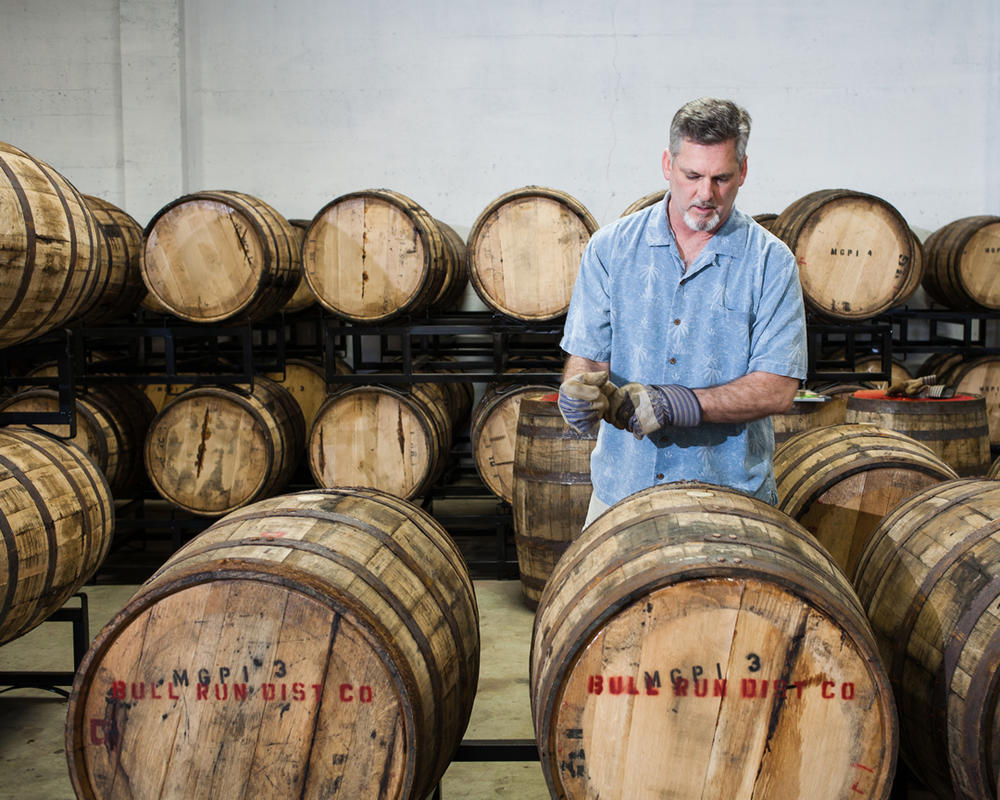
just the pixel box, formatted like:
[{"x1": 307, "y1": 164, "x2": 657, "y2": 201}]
[{"x1": 558, "y1": 97, "x2": 807, "y2": 525}]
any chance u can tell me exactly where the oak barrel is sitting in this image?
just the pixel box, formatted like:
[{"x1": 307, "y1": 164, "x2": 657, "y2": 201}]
[
  {"x1": 512, "y1": 395, "x2": 596, "y2": 608},
  {"x1": 0, "y1": 385, "x2": 155, "y2": 494},
  {"x1": 774, "y1": 424, "x2": 958, "y2": 576},
  {"x1": 795, "y1": 382, "x2": 870, "y2": 433},
  {"x1": 619, "y1": 189, "x2": 665, "y2": 217},
  {"x1": 141, "y1": 379, "x2": 193, "y2": 413},
  {"x1": 530, "y1": 482, "x2": 898, "y2": 800},
  {"x1": 845, "y1": 389, "x2": 991, "y2": 477},
  {"x1": 815, "y1": 350, "x2": 911, "y2": 386},
  {"x1": 308, "y1": 382, "x2": 461, "y2": 499},
  {"x1": 301, "y1": 189, "x2": 467, "y2": 322},
  {"x1": 771, "y1": 189, "x2": 916, "y2": 321},
  {"x1": 144, "y1": 377, "x2": 305, "y2": 516},
  {"x1": 753, "y1": 211, "x2": 779, "y2": 231},
  {"x1": 280, "y1": 218, "x2": 317, "y2": 314},
  {"x1": 79, "y1": 195, "x2": 146, "y2": 323},
  {"x1": 854, "y1": 478, "x2": 1000, "y2": 800},
  {"x1": 0, "y1": 428, "x2": 114, "y2": 646},
  {"x1": 65, "y1": 487, "x2": 479, "y2": 800},
  {"x1": 770, "y1": 396, "x2": 846, "y2": 446},
  {"x1": 470, "y1": 383, "x2": 555, "y2": 503},
  {"x1": 467, "y1": 186, "x2": 598, "y2": 320},
  {"x1": 942, "y1": 355, "x2": 1000, "y2": 446},
  {"x1": 895, "y1": 228, "x2": 925, "y2": 307},
  {"x1": 141, "y1": 190, "x2": 300, "y2": 323},
  {"x1": 916, "y1": 351, "x2": 966, "y2": 381},
  {"x1": 265, "y1": 356, "x2": 350, "y2": 431},
  {"x1": 852, "y1": 354, "x2": 912, "y2": 386},
  {"x1": 0, "y1": 141, "x2": 102, "y2": 348},
  {"x1": 921, "y1": 215, "x2": 1000, "y2": 311}
]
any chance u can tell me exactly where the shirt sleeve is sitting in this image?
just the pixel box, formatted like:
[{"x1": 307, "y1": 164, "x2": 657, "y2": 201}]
[
  {"x1": 747, "y1": 239, "x2": 808, "y2": 380},
  {"x1": 559, "y1": 232, "x2": 613, "y2": 362}
]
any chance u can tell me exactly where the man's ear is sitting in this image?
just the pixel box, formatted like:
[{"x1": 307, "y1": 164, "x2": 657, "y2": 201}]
[{"x1": 661, "y1": 150, "x2": 672, "y2": 182}]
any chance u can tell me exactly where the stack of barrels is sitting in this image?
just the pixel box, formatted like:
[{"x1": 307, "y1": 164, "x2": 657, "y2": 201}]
[
  {"x1": 0, "y1": 143, "x2": 145, "y2": 662},
  {"x1": 2, "y1": 139, "x2": 597, "y2": 519}
]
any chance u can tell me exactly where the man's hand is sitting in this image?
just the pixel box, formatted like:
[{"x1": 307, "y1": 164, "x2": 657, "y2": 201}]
[
  {"x1": 557, "y1": 371, "x2": 614, "y2": 435},
  {"x1": 608, "y1": 383, "x2": 702, "y2": 439}
]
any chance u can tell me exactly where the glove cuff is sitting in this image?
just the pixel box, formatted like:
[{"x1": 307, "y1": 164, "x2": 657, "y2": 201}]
[{"x1": 652, "y1": 384, "x2": 702, "y2": 427}]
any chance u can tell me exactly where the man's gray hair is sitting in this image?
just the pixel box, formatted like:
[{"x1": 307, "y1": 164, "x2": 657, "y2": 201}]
[{"x1": 669, "y1": 98, "x2": 752, "y2": 162}]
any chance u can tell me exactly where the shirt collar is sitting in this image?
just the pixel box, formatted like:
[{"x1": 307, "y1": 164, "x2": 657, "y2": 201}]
[{"x1": 645, "y1": 191, "x2": 747, "y2": 260}]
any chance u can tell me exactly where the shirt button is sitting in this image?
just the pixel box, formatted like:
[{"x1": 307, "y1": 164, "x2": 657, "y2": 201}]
[
  {"x1": 669, "y1": 357, "x2": 676, "y2": 365},
  {"x1": 656, "y1": 473, "x2": 665, "y2": 480},
  {"x1": 673, "y1": 318, "x2": 681, "y2": 325}
]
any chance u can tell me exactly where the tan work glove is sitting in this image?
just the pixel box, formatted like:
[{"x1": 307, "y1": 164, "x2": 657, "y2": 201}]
[
  {"x1": 886, "y1": 375, "x2": 935, "y2": 396},
  {"x1": 886, "y1": 374, "x2": 954, "y2": 398},
  {"x1": 557, "y1": 371, "x2": 615, "y2": 435},
  {"x1": 607, "y1": 383, "x2": 703, "y2": 439}
]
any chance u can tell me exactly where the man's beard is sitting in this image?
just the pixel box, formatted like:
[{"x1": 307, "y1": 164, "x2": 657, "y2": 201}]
[{"x1": 683, "y1": 203, "x2": 721, "y2": 232}]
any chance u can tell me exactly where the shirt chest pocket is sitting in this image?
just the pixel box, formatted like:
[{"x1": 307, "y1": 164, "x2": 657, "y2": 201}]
[{"x1": 698, "y1": 307, "x2": 751, "y2": 381}]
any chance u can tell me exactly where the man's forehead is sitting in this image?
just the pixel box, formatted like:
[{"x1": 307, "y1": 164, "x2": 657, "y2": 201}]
[{"x1": 671, "y1": 139, "x2": 742, "y2": 171}]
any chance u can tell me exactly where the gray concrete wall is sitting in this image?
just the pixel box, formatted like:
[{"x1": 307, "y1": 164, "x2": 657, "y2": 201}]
[{"x1": 1, "y1": 0, "x2": 997, "y2": 237}]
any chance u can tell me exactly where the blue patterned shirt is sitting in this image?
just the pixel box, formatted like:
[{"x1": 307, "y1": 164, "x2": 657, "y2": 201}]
[{"x1": 560, "y1": 195, "x2": 807, "y2": 505}]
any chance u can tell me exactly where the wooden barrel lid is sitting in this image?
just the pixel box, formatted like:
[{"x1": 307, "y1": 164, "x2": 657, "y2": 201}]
[
  {"x1": 142, "y1": 191, "x2": 299, "y2": 323},
  {"x1": 302, "y1": 189, "x2": 449, "y2": 322},
  {"x1": 144, "y1": 380, "x2": 302, "y2": 516},
  {"x1": 76, "y1": 576, "x2": 406, "y2": 796},
  {"x1": 772, "y1": 189, "x2": 915, "y2": 320},
  {"x1": 467, "y1": 186, "x2": 598, "y2": 320},
  {"x1": 308, "y1": 385, "x2": 450, "y2": 499},
  {"x1": 848, "y1": 388, "x2": 982, "y2": 407},
  {"x1": 471, "y1": 384, "x2": 554, "y2": 502}
]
